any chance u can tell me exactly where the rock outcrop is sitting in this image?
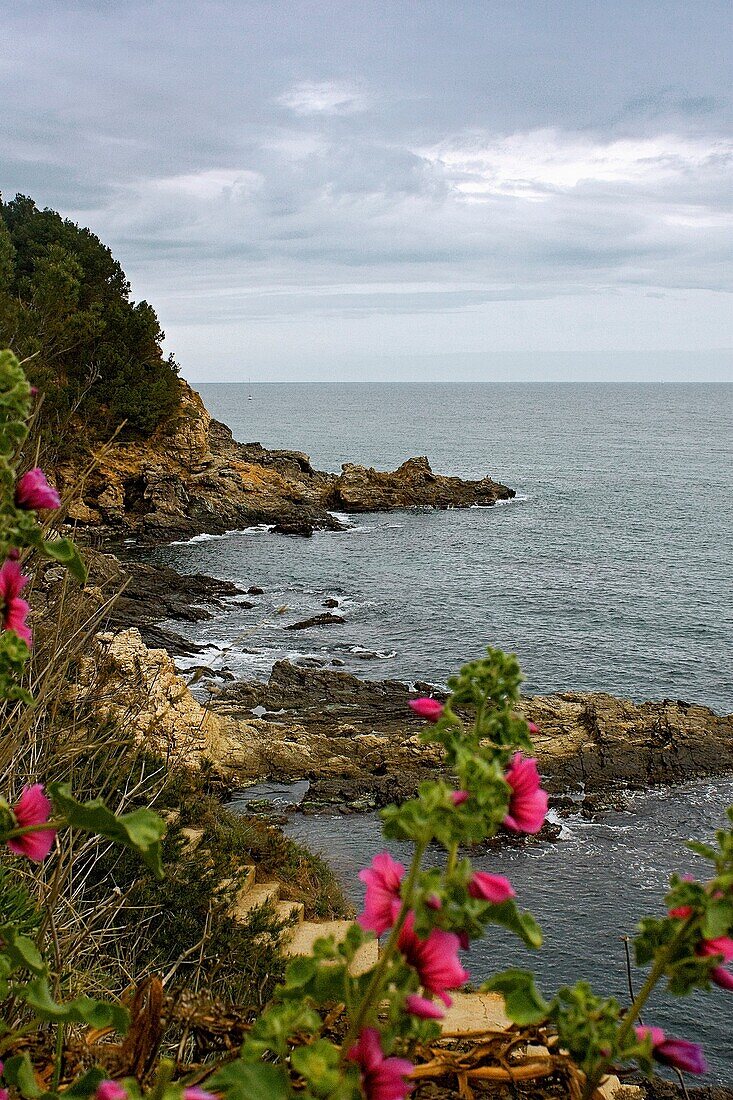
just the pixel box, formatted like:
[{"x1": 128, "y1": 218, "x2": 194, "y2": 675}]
[
  {"x1": 70, "y1": 627, "x2": 276, "y2": 776},
  {"x1": 57, "y1": 379, "x2": 514, "y2": 542},
  {"x1": 331, "y1": 457, "x2": 513, "y2": 512},
  {"x1": 212, "y1": 662, "x2": 733, "y2": 808}
]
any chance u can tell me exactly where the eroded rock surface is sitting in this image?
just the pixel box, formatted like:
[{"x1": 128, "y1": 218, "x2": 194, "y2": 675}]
[
  {"x1": 212, "y1": 662, "x2": 733, "y2": 808},
  {"x1": 58, "y1": 380, "x2": 514, "y2": 542}
]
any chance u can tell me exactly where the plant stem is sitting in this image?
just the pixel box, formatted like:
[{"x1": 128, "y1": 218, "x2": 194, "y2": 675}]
[
  {"x1": 51, "y1": 1022, "x2": 65, "y2": 1092},
  {"x1": 446, "y1": 842, "x2": 458, "y2": 876},
  {"x1": 340, "y1": 839, "x2": 428, "y2": 1060},
  {"x1": 582, "y1": 919, "x2": 693, "y2": 1100}
]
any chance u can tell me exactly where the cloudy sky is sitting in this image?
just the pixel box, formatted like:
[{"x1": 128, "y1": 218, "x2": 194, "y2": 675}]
[{"x1": 2, "y1": 0, "x2": 732, "y2": 382}]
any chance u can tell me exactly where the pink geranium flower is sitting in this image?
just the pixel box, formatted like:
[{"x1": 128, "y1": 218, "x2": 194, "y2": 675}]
[
  {"x1": 348, "y1": 1027, "x2": 413, "y2": 1100},
  {"x1": 408, "y1": 697, "x2": 443, "y2": 722},
  {"x1": 0, "y1": 559, "x2": 32, "y2": 647},
  {"x1": 468, "y1": 872, "x2": 515, "y2": 903},
  {"x1": 7, "y1": 784, "x2": 56, "y2": 862},
  {"x1": 635, "y1": 1027, "x2": 706, "y2": 1074},
  {"x1": 527, "y1": 721, "x2": 539, "y2": 734},
  {"x1": 358, "y1": 852, "x2": 405, "y2": 935},
  {"x1": 450, "y1": 789, "x2": 469, "y2": 806},
  {"x1": 398, "y1": 911, "x2": 469, "y2": 1006},
  {"x1": 183, "y1": 1090, "x2": 216, "y2": 1100},
  {"x1": 697, "y1": 936, "x2": 733, "y2": 990},
  {"x1": 15, "y1": 468, "x2": 60, "y2": 511},
  {"x1": 405, "y1": 993, "x2": 444, "y2": 1019},
  {"x1": 503, "y1": 753, "x2": 548, "y2": 834},
  {"x1": 95, "y1": 1082, "x2": 128, "y2": 1100}
]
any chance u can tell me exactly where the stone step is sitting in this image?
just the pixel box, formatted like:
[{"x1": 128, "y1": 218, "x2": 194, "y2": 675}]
[
  {"x1": 231, "y1": 880, "x2": 281, "y2": 919},
  {"x1": 439, "y1": 991, "x2": 511, "y2": 1035},
  {"x1": 276, "y1": 900, "x2": 305, "y2": 925},
  {"x1": 285, "y1": 920, "x2": 379, "y2": 976}
]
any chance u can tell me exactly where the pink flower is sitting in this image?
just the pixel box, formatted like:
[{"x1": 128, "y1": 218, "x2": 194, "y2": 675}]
[
  {"x1": 635, "y1": 1027, "x2": 706, "y2": 1075},
  {"x1": 7, "y1": 784, "x2": 56, "y2": 862},
  {"x1": 468, "y1": 872, "x2": 515, "y2": 904},
  {"x1": 95, "y1": 1083, "x2": 128, "y2": 1100},
  {"x1": 0, "y1": 559, "x2": 32, "y2": 647},
  {"x1": 668, "y1": 905, "x2": 694, "y2": 919},
  {"x1": 358, "y1": 852, "x2": 405, "y2": 936},
  {"x1": 409, "y1": 697, "x2": 443, "y2": 722},
  {"x1": 425, "y1": 894, "x2": 442, "y2": 910},
  {"x1": 15, "y1": 468, "x2": 60, "y2": 511},
  {"x1": 503, "y1": 753, "x2": 548, "y2": 834},
  {"x1": 183, "y1": 1090, "x2": 216, "y2": 1100},
  {"x1": 450, "y1": 789, "x2": 469, "y2": 806},
  {"x1": 697, "y1": 936, "x2": 733, "y2": 990},
  {"x1": 398, "y1": 911, "x2": 469, "y2": 1006},
  {"x1": 527, "y1": 721, "x2": 539, "y2": 735},
  {"x1": 405, "y1": 994, "x2": 444, "y2": 1019},
  {"x1": 348, "y1": 1027, "x2": 413, "y2": 1100}
]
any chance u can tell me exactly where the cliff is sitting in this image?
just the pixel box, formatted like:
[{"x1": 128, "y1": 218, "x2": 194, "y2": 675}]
[{"x1": 57, "y1": 379, "x2": 514, "y2": 541}]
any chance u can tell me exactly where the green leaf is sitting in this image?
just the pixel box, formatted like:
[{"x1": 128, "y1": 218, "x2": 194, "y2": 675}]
[
  {"x1": 686, "y1": 840, "x2": 717, "y2": 861},
  {"x1": 2, "y1": 1053, "x2": 42, "y2": 1098},
  {"x1": 483, "y1": 900, "x2": 543, "y2": 948},
  {"x1": 291, "y1": 1039, "x2": 342, "y2": 1096},
  {"x1": 64, "y1": 1068, "x2": 107, "y2": 1097},
  {"x1": 208, "y1": 1061, "x2": 290, "y2": 1100},
  {"x1": 701, "y1": 899, "x2": 733, "y2": 940},
  {"x1": 483, "y1": 969, "x2": 550, "y2": 1025},
  {"x1": 23, "y1": 977, "x2": 129, "y2": 1033},
  {"x1": 48, "y1": 783, "x2": 166, "y2": 877},
  {"x1": 41, "y1": 537, "x2": 87, "y2": 583},
  {"x1": 0, "y1": 924, "x2": 46, "y2": 975}
]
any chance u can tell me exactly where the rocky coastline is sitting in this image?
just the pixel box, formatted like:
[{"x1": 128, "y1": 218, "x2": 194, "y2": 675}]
[
  {"x1": 52, "y1": 549, "x2": 733, "y2": 817},
  {"x1": 58, "y1": 379, "x2": 514, "y2": 542},
  {"x1": 210, "y1": 659, "x2": 733, "y2": 813},
  {"x1": 44, "y1": 379, "x2": 733, "y2": 822}
]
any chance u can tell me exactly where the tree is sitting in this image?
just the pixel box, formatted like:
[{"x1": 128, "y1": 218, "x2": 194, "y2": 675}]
[{"x1": 0, "y1": 194, "x2": 180, "y2": 451}]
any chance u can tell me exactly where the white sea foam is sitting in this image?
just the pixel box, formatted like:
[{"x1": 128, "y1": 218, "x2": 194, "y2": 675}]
[
  {"x1": 349, "y1": 645, "x2": 397, "y2": 660},
  {"x1": 169, "y1": 531, "x2": 228, "y2": 546}
]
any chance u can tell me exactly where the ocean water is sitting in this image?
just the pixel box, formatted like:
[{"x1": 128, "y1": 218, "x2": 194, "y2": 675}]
[
  {"x1": 156, "y1": 382, "x2": 733, "y2": 711},
  {"x1": 149, "y1": 381, "x2": 733, "y2": 1079},
  {"x1": 276, "y1": 776, "x2": 733, "y2": 1081}
]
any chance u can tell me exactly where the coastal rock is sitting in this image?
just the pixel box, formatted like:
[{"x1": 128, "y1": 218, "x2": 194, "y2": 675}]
[
  {"x1": 271, "y1": 515, "x2": 315, "y2": 537},
  {"x1": 285, "y1": 613, "x2": 346, "y2": 630},
  {"x1": 212, "y1": 662, "x2": 733, "y2": 807},
  {"x1": 329, "y1": 456, "x2": 515, "y2": 512},
  {"x1": 57, "y1": 379, "x2": 516, "y2": 542},
  {"x1": 70, "y1": 628, "x2": 283, "y2": 778}
]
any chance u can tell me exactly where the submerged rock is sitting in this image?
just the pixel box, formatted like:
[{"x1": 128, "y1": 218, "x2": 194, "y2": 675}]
[{"x1": 285, "y1": 613, "x2": 346, "y2": 630}]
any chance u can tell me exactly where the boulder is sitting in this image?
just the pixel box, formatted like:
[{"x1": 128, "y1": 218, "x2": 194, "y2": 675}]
[{"x1": 285, "y1": 613, "x2": 346, "y2": 630}]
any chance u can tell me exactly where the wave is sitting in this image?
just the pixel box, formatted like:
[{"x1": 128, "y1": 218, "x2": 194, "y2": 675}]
[{"x1": 169, "y1": 531, "x2": 228, "y2": 546}]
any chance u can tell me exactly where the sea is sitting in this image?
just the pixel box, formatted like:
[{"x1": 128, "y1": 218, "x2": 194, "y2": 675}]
[{"x1": 148, "y1": 381, "x2": 733, "y2": 1078}]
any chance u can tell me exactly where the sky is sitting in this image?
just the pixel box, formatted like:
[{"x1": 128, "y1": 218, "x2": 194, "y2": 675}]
[{"x1": 2, "y1": 0, "x2": 732, "y2": 382}]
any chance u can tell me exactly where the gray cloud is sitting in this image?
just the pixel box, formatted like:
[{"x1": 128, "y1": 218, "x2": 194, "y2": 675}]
[{"x1": 1, "y1": 0, "x2": 731, "y2": 379}]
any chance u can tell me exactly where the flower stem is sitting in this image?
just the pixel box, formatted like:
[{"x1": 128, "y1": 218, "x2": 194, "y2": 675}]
[
  {"x1": 581, "y1": 919, "x2": 693, "y2": 1100},
  {"x1": 340, "y1": 839, "x2": 428, "y2": 1060}
]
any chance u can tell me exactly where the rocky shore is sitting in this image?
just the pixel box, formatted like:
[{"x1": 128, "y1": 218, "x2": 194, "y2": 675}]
[
  {"x1": 43, "y1": 547, "x2": 733, "y2": 813},
  {"x1": 58, "y1": 379, "x2": 514, "y2": 542},
  {"x1": 210, "y1": 660, "x2": 733, "y2": 812}
]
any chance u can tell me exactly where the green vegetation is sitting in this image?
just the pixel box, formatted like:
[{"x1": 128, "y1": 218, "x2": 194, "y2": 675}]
[{"x1": 0, "y1": 193, "x2": 180, "y2": 452}]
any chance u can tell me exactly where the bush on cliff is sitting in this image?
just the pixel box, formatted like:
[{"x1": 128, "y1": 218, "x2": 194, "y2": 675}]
[{"x1": 0, "y1": 193, "x2": 181, "y2": 451}]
